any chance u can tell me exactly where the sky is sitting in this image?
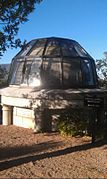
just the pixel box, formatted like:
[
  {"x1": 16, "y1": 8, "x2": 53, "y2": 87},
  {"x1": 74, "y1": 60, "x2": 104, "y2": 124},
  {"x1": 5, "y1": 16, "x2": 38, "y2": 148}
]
[{"x1": 1, "y1": 0, "x2": 107, "y2": 64}]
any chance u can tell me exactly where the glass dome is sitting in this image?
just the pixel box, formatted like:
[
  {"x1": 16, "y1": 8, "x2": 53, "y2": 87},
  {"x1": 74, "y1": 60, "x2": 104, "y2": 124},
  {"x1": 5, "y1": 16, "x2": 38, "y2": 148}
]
[{"x1": 8, "y1": 37, "x2": 98, "y2": 89}]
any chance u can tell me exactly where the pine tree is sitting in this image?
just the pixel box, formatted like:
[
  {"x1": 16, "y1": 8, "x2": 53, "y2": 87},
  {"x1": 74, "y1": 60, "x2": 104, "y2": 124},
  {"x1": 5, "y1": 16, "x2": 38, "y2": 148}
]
[{"x1": 0, "y1": 0, "x2": 43, "y2": 56}]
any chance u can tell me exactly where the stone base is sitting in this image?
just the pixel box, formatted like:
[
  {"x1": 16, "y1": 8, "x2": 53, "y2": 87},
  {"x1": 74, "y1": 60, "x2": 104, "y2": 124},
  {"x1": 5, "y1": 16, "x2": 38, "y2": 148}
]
[{"x1": 13, "y1": 107, "x2": 35, "y2": 129}]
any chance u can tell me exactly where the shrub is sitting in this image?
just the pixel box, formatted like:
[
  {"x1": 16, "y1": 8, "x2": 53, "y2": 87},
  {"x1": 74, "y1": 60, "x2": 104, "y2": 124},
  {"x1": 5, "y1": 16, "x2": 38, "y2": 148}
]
[{"x1": 57, "y1": 108, "x2": 90, "y2": 137}]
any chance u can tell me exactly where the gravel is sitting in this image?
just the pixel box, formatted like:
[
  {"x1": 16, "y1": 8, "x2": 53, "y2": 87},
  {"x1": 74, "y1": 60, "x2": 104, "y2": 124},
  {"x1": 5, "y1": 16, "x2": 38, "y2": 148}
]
[{"x1": 0, "y1": 125, "x2": 107, "y2": 178}]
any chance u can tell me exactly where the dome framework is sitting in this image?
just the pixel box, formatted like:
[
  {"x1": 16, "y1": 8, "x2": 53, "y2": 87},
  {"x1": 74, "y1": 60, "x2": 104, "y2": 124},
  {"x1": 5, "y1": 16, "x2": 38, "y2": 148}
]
[{"x1": 9, "y1": 37, "x2": 98, "y2": 89}]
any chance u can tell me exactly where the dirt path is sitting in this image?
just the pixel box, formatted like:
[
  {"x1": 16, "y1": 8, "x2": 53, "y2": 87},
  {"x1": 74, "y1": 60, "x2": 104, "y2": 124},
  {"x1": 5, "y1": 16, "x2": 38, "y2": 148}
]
[{"x1": 0, "y1": 125, "x2": 107, "y2": 178}]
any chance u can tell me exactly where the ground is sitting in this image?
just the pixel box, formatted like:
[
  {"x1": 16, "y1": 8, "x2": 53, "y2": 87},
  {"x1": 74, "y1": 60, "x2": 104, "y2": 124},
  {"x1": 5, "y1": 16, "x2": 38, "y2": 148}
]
[{"x1": 0, "y1": 125, "x2": 107, "y2": 178}]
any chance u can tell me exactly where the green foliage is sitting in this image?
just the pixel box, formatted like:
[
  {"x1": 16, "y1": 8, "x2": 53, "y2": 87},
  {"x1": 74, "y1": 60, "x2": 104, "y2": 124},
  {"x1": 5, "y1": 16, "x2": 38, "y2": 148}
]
[
  {"x1": 96, "y1": 53, "x2": 107, "y2": 88},
  {"x1": 57, "y1": 109, "x2": 90, "y2": 136},
  {"x1": 0, "y1": 65, "x2": 9, "y2": 87},
  {"x1": 0, "y1": 0, "x2": 43, "y2": 56},
  {"x1": 57, "y1": 108, "x2": 106, "y2": 141}
]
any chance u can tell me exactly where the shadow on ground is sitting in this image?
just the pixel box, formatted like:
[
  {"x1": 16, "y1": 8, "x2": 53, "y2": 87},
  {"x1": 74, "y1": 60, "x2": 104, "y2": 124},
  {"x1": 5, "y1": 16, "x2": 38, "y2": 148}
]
[
  {"x1": 0, "y1": 140, "x2": 63, "y2": 160},
  {"x1": 0, "y1": 140, "x2": 106, "y2": 171}
]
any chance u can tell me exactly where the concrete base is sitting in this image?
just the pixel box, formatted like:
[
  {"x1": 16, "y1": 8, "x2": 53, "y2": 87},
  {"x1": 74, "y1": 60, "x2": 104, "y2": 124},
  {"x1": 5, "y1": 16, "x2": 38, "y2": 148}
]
[
  {"x1": 1, "y1": 86, "x2": 107, "y2": 136},
  {"x1": 2, "y1": 105, "x2": 12, "y2": 125},
  {"x1": 13, "y1": 107, "x2": 35, "y2": 129}
]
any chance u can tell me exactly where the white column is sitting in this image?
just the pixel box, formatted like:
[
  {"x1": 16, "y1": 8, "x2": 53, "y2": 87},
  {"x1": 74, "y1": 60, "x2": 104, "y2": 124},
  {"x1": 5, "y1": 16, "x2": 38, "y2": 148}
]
[{"x1": 2, "y1": 105, "x2": 12, "y2": 125}]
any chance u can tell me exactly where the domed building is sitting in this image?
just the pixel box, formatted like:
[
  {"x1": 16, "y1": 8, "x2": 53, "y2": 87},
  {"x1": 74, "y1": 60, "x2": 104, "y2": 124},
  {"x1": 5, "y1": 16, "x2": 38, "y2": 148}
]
[{"x1": 0, "y1": 37, "x2": 106, "y2": 135}]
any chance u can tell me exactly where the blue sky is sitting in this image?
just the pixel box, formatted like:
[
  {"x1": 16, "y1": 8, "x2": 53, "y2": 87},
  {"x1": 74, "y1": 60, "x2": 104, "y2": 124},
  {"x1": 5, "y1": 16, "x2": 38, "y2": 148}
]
[{"x1": 1, "y1": 0, "x2": 107, "y2": 64}]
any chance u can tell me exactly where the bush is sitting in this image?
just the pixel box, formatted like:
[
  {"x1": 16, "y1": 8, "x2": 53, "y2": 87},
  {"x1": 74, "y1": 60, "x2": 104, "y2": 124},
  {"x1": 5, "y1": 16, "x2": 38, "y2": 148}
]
[{"x1": 57, "y1": 108, "x2": 90, "y2": 137}]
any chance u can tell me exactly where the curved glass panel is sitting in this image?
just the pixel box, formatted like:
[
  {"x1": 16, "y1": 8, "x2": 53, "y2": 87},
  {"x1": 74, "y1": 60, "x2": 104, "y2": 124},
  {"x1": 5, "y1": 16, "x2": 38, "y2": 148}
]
[
  {"x1": 63, "y1": 58, "x2": 82, "y2": 88},
  {"x1": 61, "y1": 41, "x2": 78, "y2": 57},
  {"x1": 23, "y1": 58, "x2": 42, "y2": 87},
  {"x1": 81, "y1": 59, "x2": 94, "y2": 86},
  {"x1": 29, "y1": 39, "x2": 47, "y2": 57},
  {"x1": 10, "y1": 59, "x2": 25, "y2": 85},
  {"x1": 15, "y1": 40, "x2": 36, "y2": 58},
  {"x1": 74, "y1": 42, "x2": 90, "y2": 58},
  {"x1": 41, "y1": 58, "x2": 62, "y2": 88},
  {"x1": 45, "y1": 40, "x2": 60, "y2": 57},
  {"x1": 10, "y1": 58, "x2": 42, "y2": 87}
]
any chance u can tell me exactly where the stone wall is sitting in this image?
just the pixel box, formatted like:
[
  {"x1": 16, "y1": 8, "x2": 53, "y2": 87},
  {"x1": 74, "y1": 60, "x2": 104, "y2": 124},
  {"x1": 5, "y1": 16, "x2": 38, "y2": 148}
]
[{"x1": 13, "y1": 107, "x2": 35, "y2": 129}]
